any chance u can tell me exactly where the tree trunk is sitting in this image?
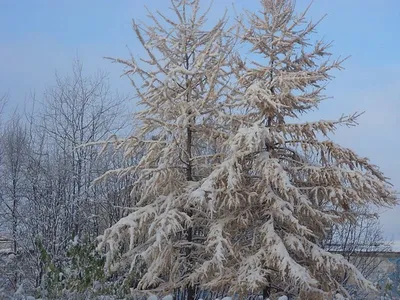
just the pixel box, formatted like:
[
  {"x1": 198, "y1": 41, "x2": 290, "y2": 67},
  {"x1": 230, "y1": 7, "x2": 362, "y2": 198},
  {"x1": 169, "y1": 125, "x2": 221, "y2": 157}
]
[
  {"x1": 186, "y1": 125, "x2": 195, "y2": 300},
  {"x1": 263, "y1": 285, "x2": 271, "y2": 299}
]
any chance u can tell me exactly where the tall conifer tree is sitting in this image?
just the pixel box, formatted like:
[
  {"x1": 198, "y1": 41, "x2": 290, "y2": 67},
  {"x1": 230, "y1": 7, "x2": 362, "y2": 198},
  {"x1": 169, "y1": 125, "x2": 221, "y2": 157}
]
[{"x1": 98, "y1": 1, "x2": 396, "y2": 298}]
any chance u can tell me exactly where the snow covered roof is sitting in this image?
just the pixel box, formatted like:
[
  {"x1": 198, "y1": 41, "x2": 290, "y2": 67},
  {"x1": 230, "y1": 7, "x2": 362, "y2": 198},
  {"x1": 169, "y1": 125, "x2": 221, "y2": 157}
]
[
  {"x1": 326, "y1": 243, "x2": 389, "y2": 253},
  {"x1": 389, "y1": 240, "x2": 400, "y2": 252},
  {"x1": 0, "y1": 232, "x2": 11, "y2": 239},
  {"x1": 325, "y1": 241, "x2": 400, "y2": 257},
  {"x1": 0, "y1": 235, "x2": 12, "y2": 252},
  {"x1": 0, "y1": 248, "x2": 13, "y2": 255}
]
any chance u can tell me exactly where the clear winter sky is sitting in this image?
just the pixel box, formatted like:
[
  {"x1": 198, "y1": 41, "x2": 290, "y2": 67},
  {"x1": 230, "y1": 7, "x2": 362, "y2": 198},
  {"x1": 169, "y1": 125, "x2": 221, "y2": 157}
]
[{"x1": 0, "y1": 1, "x2": 399, "y2": 240}]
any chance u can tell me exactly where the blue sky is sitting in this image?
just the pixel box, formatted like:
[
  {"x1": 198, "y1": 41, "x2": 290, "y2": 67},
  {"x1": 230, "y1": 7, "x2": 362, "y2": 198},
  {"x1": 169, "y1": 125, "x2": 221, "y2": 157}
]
[{"x1": 0, "y1": 0, "x2": 399, "y2": 240}]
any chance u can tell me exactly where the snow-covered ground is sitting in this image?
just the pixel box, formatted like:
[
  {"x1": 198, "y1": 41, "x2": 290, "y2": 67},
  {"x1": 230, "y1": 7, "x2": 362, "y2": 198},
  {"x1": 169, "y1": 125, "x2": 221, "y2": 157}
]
[
  {"x1": 146, "y1": 294, "x2": 347, "y2": 300},
  {"x1": 149, "y1": 296, "x2": 290, "y2": 300}
]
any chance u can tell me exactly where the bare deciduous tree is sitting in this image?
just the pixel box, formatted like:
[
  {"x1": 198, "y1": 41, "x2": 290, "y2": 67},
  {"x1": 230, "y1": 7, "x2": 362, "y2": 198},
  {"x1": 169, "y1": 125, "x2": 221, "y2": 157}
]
[
  {"x1": 0, "y1": 115, "x2": 29, "y2": 290},
  {"x1": 324, "y1": 207, "x2": 391, "y2": 297},
  {"x1": 39, "y1": 58, "x2": 128, "y2": 242}
]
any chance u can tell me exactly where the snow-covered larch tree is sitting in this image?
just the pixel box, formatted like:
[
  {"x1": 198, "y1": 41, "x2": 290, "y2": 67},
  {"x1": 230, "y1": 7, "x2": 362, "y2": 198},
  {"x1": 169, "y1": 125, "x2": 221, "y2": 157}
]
[
  {"x1": 97, "y1": 0, "x2": 237, "y2": 299},
  {"x1": 98, "y1": 0, "x2": 397, "y2": 299}
]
